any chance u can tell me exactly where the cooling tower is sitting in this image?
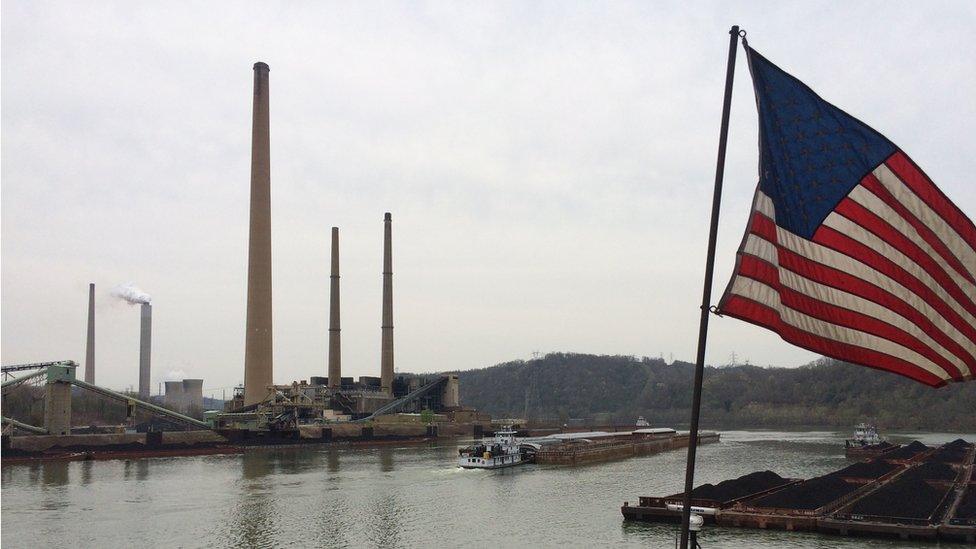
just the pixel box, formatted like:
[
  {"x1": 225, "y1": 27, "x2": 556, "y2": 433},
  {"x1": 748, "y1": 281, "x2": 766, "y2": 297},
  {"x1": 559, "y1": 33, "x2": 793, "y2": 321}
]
[
  {"x1": 182, "y1": 379, "x2": 204, "y2": 415},
  {"x1": 380, "y1": 213, "x2": 394, "y2": 395},
  {"x1": 84, "y1": 283, "x2": 95, "y2": 384},
  {"x1": 139, "y1": 303, "x2": 152, "y2": 399},
  {"x1": 328, "y1": 227, "x2": 341, "y2": 389},
  {"x1": 164, "y1": 381, "x2": 185, "y2": 413},
  {"x1": 243, "y1": 61, "x2": 274, "y2": 406}
]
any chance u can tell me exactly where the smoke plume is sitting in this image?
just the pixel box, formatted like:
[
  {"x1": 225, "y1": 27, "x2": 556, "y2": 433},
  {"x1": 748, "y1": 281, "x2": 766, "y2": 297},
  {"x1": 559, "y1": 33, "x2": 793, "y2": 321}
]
[{"x1": 111, "y1": 282, "x2": 151, "y2": 305}]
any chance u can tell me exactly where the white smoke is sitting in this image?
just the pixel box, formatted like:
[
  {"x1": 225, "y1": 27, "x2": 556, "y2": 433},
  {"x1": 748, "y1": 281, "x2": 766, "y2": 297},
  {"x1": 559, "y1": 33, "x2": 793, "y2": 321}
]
[
  {"x1": 165, "y1": 369, "x2": 187, "y2": 381},
  {"x1": 111, "y1": 282, "x2": 152, "y2": 305}
]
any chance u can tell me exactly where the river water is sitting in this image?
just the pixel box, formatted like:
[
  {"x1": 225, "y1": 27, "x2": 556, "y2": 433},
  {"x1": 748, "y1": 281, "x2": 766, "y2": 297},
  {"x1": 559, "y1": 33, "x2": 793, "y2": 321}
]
[{"x1": 2, "y1": 430, "x2": 972, "y2": 548}]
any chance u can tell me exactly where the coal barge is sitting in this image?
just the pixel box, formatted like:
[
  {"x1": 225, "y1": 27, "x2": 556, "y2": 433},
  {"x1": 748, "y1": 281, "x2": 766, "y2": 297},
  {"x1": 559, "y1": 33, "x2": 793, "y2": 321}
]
[{"x1": 622, "y1": 438, "x2": 976, "y2": 544}]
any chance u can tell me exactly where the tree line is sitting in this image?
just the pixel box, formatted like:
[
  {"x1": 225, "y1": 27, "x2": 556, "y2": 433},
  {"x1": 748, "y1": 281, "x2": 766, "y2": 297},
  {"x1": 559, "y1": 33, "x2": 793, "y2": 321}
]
[{"x1": 456, "y1": 353, "x2": 976, "y2": 431}]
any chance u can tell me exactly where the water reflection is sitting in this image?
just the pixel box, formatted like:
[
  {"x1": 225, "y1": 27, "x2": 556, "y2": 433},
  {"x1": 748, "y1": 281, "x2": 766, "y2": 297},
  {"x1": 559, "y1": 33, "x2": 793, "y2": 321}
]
[
  {"x1": 315, "y1": 496, "x2": 350, "y2": 547},
  {"x1": 242, "y1": 450, "x2": 273, "y2": 480},
  {"x1": 326, "y1": 448, "x2": 341, "y2": 473},
  {"x1": 367, "y1": 494, "x2": 403, "y2": 548},
  {"x1": 229, "y1": 451, "x2": 279, "y2": 547},
  {"x1": 122, "y1": 458, "x2": 150, "y2": 481},
  {"x1": 41, "y1": 461, "x2": 69, "y2": 486},
  {"x1": 378, "y1": 446, "x2": 395, "y2": 473},
  {"x1": 79, "y1": 460, "x2": 93, "y2": 486}
]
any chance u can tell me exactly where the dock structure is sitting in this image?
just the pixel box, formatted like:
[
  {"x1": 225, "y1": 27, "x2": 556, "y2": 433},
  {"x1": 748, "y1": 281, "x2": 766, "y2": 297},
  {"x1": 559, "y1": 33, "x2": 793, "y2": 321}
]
[{"x1": 622, "y1": 439, "x2": 976, "y2": 544}]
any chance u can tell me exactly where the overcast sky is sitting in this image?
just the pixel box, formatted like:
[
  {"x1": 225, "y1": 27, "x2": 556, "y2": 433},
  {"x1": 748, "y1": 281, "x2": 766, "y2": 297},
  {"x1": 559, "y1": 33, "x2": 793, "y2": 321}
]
[{"x1": 3, "y1": 2, "x2": 974, "y2": 397}]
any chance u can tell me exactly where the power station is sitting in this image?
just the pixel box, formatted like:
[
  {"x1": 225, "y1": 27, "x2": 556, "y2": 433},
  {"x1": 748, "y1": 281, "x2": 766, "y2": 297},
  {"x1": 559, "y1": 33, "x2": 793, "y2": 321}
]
[
  {"x1": 1, "y1": 60, "x2": 475, "y2": 445},
  {"x1": 210, "y1": 61, "x2": 462, "y2": 433}
]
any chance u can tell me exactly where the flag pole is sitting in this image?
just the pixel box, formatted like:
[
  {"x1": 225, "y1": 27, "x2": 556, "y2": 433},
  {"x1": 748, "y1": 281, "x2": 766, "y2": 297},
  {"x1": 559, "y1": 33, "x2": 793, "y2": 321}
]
[{"x1": 678, "y1": 25, "x2": 741, "y2": 549}]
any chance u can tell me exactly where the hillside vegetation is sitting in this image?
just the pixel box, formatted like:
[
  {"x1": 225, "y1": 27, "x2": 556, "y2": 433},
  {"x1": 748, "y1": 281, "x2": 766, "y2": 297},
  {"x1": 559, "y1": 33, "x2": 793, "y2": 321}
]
[{"x1": 456, "y1": 353, "x2": 976, "y2": 431}]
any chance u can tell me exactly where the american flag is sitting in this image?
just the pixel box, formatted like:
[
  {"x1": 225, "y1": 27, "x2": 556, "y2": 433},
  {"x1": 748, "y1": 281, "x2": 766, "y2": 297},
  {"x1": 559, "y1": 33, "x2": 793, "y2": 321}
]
[{"x1": 717, "y1": 45, "x2": 976, "y2": 387}]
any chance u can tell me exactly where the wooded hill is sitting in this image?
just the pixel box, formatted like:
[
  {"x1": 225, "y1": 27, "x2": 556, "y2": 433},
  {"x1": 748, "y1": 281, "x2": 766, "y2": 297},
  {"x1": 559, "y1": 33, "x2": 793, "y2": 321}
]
[{"x1": 455, "y1": 353, "x2": 976, "y2": 431}]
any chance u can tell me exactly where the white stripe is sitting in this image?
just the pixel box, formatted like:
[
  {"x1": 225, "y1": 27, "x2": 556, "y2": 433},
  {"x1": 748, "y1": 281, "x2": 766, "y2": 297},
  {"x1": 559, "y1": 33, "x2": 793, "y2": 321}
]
[
  {"x1": 822, "y1": 212, "x2": 976, "y2": 334},
  {"x1": 873, "y1": 164, "x2": 976, "y2": 276},
  {"x1": 769, "y1": 226, "x2": 976, "y2": 365},
  {"x1": 729, "y1": 276, "x2": 950, "y2": 381},
  {"x1": 754, "y1": 192, "x2": 776, "y2": 220},
  {"x1": 740, "y1": 234, "x2": 974, "y2": 376},
  {"x1": 849, "y1": 185, "x2": 976, "y2": 300},
  {"x1": 743, "y1": 235, "x2": 778, "y2": 266}
]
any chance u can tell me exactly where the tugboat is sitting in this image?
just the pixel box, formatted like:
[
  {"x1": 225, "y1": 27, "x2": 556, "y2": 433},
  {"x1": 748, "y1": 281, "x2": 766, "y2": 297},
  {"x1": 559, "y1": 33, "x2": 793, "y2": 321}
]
[
  {"x1": 845, "y1": 423, "x2": 893, "y2": 458},
  {"x1": 458, "y1": 427, "x2": 530, "y2": 469}
]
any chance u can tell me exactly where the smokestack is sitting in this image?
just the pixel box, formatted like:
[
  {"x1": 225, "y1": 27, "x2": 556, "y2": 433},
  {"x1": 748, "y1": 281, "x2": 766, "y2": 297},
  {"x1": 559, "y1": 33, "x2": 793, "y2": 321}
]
[
  {"x1": 84, "y1": 283, "x2": 95, "y2": 384},
  {"x1": 139, "y1": 303, "x2": 152, "y2": 399},
  {"x1": 243, "y1": 61, "x2": 274, "y2": 406},
  {"x1": 380, "y1": 212, "x2": 394, "y2": 395},
  {"x1": 328, "y1": 227, "x2": 341, "y2": 390}
]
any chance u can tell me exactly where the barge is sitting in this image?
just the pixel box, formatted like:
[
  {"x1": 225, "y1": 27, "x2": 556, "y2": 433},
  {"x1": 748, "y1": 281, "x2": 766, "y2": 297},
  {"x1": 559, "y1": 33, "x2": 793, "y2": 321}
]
[
  {"x1": 622, "y1": 438, "x2": 976, "y2": 544},
  {"x1": 531, "y1": 429, "x2": 719, "y2": 466}
]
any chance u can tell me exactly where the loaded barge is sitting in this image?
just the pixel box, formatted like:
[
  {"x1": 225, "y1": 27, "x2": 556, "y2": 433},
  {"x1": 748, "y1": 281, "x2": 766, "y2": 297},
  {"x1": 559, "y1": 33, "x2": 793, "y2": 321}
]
[
  {"x1": 528, "y1": 428, "x2": 719, "y2": 466},
  {"x1": 622, "y1": 438, "x2": 976, "y2": 544}
]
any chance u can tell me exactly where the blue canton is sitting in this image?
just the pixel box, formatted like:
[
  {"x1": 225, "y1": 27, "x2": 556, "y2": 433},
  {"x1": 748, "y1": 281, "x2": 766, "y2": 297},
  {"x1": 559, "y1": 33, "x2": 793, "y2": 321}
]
[{"x1": 747, "y1": 47, "x2": 896, "y2": 239}]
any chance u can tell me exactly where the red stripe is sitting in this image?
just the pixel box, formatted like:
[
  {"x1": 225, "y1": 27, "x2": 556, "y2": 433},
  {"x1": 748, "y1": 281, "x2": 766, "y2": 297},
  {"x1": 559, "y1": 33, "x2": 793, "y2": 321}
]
[
  {"x1": 885, "y1": 151, "x2": 976, "y2": 252},
  {"x1": 813, "y1": 226, "x2": 976, "y2": 347},
  {"x1": 861, "y1": 173, "x2": 975, "y2": 284},
  {"x1": 736, "y1": 255, "x2": 964, "y2": 380},
  {"x1": 743, "y1": 214, "x2": 976, "y2": 373},
  {"x1": 721, "y1": 294, "x2": 946, "y2": 387},
  {"x1": 833, "y1": 197, "x2": 976, "y2": 317}
]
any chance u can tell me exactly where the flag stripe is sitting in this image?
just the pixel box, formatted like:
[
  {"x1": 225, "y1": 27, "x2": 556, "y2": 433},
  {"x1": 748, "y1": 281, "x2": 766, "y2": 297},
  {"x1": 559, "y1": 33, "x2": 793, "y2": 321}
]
[
  {"x1": 845, "y1": 186, "x2": 976, "y2": 298},
  {"x1": 721, "y1": 294, "x2": 947, "y2": 387},
  {"x1": 748, "y1": 211, "x2": 976, "y2": 371},
  {"x1": 860, "y1": 173, "x2": 975, "y2": 285},
  {"x1": 771, "y1": 242, "x2": 976, "y2": 375},
  {"x1": 814, "y1": 225, "x2": 976, "y2": 344},
  {"x1": 729, "y1": 276, "x2": 947, "y2": 379},
  {"x1": 886, "y1": 152, "x2": 976, "y2": 250},
  {"x1": 874, "y1": 158, "x2": 976, "y2": 271},
  {"x1": 828, "y1": 202, "x2": 976, "y2": 323},
  {"x1": 735, "y1": 254, "x2": 964, "y2": 379}
]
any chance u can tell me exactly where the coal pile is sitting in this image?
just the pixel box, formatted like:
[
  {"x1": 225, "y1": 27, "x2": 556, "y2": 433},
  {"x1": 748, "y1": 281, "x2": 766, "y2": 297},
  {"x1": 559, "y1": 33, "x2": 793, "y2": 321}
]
[
  {"x1": 687, "y1": 470, "x2": 788, "y2": 503},
  {"x1": 752, "y1": 475, "x2": 858, "y2": 511},
  {"x1": 831, "y1": 460, "x2": 898, "y2": 479},
  {"x1": 903, "y1": 461, "x2": 958, "y2": 481},
  {"x1": 929, "y1": 439, "x2": 972, "y2": 463},
  {"x1": 882, "y1": 440, "x2": 929, "y2": 460},
  {"x1": 850, "y1": 477, "x2": 951, "y2": 521},
  {"x1": 956, "y1": 487, "x2": 976, "y2": 520}
]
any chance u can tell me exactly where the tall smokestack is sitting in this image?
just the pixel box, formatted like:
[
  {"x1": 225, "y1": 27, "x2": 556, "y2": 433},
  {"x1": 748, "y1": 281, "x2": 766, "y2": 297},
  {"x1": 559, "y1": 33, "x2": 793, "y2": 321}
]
[
  {"x1": 139, "y1": 303, "x2": 152, "y2": 399},
  {"x1": 328, "y1": 227, "x2": 341, "y2": 390},
  {"x1": 380, "y1": 212, "x2": 394, "y2": 395},
  {"x1": 84, "y1": 283, "x2": 95, "y2": 384},
  {"x1": 243, "y1": 61, "x2": 273, "y2": 406}
]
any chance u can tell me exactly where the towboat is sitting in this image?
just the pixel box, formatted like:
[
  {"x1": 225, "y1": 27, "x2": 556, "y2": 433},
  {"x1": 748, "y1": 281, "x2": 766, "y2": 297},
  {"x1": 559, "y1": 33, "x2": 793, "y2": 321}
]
[
  {"x1": 845, "y1": 423, "x2": 893, "y2": 458},
  {"x1": 458, "y1": 428, "x2": 529, "y2": 469}
]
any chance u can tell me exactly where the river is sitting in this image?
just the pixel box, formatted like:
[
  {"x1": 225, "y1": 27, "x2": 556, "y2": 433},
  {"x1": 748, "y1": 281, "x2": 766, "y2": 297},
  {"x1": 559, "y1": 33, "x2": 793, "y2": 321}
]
[{"x1": 2, "y1": 430, "x2": 972, "y2": 548}]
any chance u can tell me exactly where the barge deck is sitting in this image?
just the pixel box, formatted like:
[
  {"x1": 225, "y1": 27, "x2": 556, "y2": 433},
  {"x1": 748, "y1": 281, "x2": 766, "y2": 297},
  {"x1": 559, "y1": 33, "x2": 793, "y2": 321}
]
[{"x1": 622, "y1": 438, "x2": 976, "y2": 544}]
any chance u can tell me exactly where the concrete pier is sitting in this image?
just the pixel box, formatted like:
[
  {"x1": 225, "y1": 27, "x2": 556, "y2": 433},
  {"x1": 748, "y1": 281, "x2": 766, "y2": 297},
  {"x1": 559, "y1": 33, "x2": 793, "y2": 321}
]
[
  {"x1": 328, "y1": 227, "x2": 341, "y2": 390},
  {"x1": 43, "y1": 364, "x2": 77, "y2": 436},
  {"x1": 243, "y1": 61, "x2": 273, "y2": 406},
  {"x1": 380, "y1": 213, "x2": 394, "y2": 395}
]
